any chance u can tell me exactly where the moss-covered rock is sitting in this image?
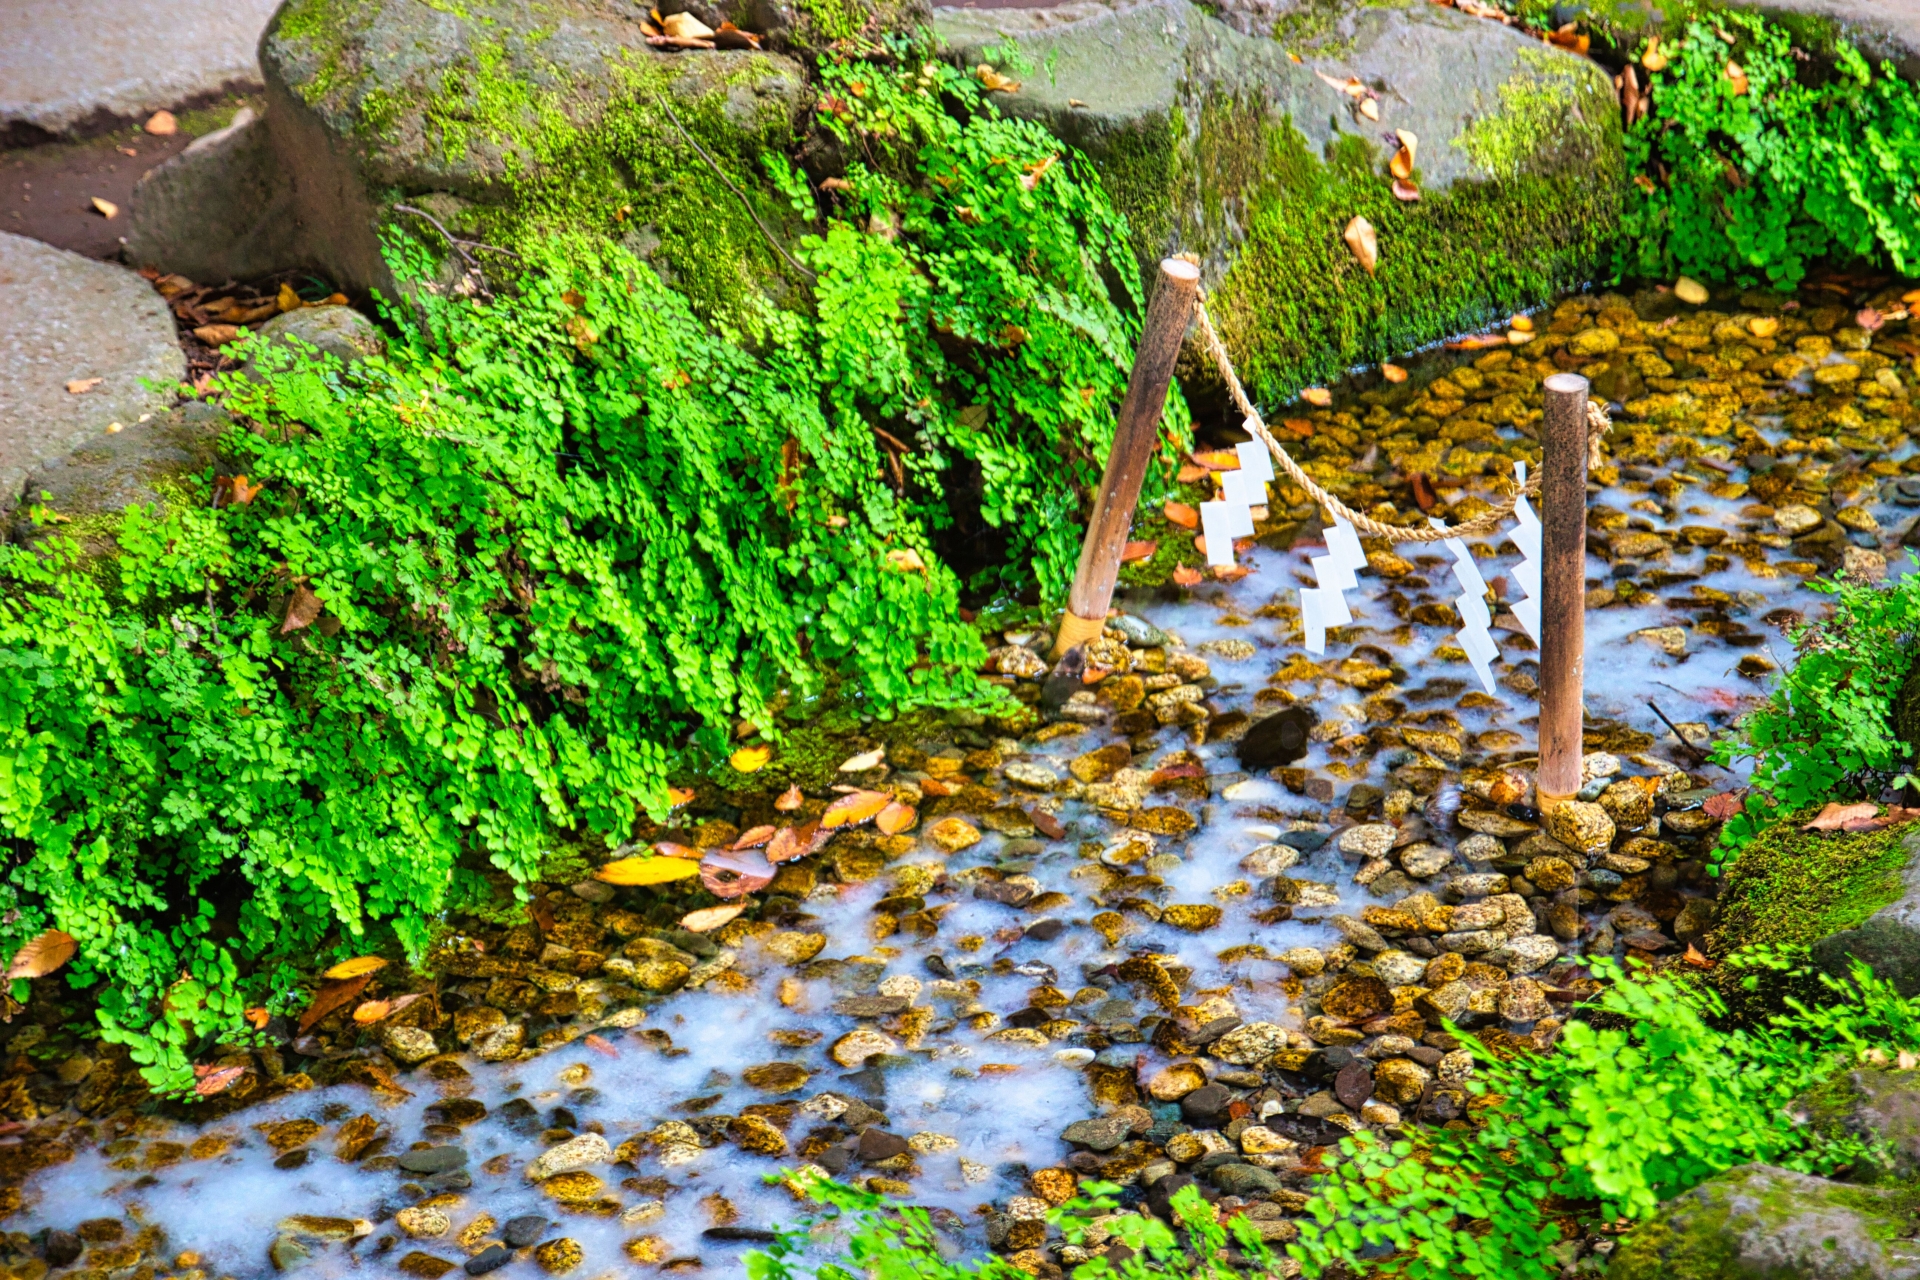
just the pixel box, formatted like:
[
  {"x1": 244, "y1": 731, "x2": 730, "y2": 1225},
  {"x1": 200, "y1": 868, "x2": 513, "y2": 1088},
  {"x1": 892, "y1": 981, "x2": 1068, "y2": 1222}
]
[
  {"x1": 1792, "y1": 1066, "x2": 1920, "y2": 1183},
  {"x1": 1608, "y1": 1163, "x2": 1920, "y2": 1280},
  {"x1": 936, "y1": 0, "x2": 1622, "y2": 404},
  {"x1": 257, "y1": 0, "x2": 821, "y2": 330}
]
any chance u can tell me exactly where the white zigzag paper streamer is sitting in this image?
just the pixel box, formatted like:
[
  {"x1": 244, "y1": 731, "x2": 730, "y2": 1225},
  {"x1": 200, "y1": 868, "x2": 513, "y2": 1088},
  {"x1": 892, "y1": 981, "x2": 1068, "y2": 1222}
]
[
  {"x1": 1505, "y1": 460, "x2": 1543, "y2": 643},
  {"x1": 1433, "y1": 517, "x2": 1500, "y2": 694},
  {"x1": 1299, "y1": 517, "x2": 1366, "y2": 654},
  {"x1": 1199, "y1": 429, "x2": 1274, "y2": 569}
]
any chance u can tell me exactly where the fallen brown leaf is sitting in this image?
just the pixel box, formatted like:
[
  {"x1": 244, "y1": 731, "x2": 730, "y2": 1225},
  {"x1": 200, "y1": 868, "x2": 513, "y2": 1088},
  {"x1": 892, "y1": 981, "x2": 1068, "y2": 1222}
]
[
  {"x1": 1391, "y1": 179, "x2": 1420, "y2": 202},
  {"x1": 193, "y1": 324, "x2": 240, "y2": 347},
  {"x1": 732, "y1": 824, "x2": 776, "y2": 850},
  {"x1": 652, "y1": 841, "x2": 700, "y2": 859},
  {"x1": 1410, "y1": 472, "x2": 1438, "y2": 512},
  {"x1": 1171, "y1": 564, "x2": 1203, "y2": 587},
  {"x1": 767, "y1": 821, "x2": 827, "y2": 863},
  {"x1": 1803, "y1": 801, "x2": 1886, "y2": 832},
  {"x1": 194, "y1": 1064, "x2": 249, "y2": 1096},
  {"x1": 1380, "y1": 363, "x2": 1407, "y2": 384},
  {"x1": 712, "y1": 20, "x2": 762, "y2": 48},
  {"x1": 681, "y1": 904, "x2": 745, "y2": 933},
  {"x1": 585, "y1": 1033, "x2": 619, "y2": 1057},
  {"x1": 1163, "y1": 500, "x2": 1199, "y2": 529},
  {"x1": 822, "y1": 789, "x2": 891, "y2": 828},
  {"x1": 282, "y1": 584, "x2": 324, "y2": 635},
  {"x1": 1681, "y1": 943, "x2": 1716, "y2": 970},
  {"x1": 1031, "y1": 809, "x2": 1066, "y2": 839},
  {"x1": 774, "y1": 784, "x2": 804, "y2": 811},
  {"x1": 876, "y1": 801, "x2": 918, "y2": 835},
  {"x1": 90, "y1": 197, "x2": 118, "y2": 219},
  {"x1": 65, "y1": 377, "x2": 102, "y2": 394},
  {"x1": 1301, "y1": 387, "x2": 1333, "y2": 407},
  {"x1": 699, "y1": 846, "x2": 774, "y2": 899},
  {"x1": 145, "y1": 110, "x2": 178, "y2": 136},
  {"x1": 1343, "y1": 215, "x2": 1378, "y2": 274},
  {"x1": 1702, "y1": 791, "x2": 1744, "y2": 821},
  {"x1": 5, "y1": 929, "x2": 76, "y2": 980},
  {"x1": 298, "y1": 973, "x2": 372, "y2": 1034},
  {"x1": 1121, "y1": 539, "x2": 1158, "y2": 563}
]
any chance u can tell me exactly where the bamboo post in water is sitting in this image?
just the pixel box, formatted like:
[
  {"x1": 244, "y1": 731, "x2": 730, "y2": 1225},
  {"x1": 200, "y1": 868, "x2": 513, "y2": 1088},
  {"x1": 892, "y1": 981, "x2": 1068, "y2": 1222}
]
[
  {"x1": 1054, "y1": 258, "x2": 1202, "y2": 658},
  {"x1": 1536, "y1": 372, "x2": 1591, "y2": 813}
]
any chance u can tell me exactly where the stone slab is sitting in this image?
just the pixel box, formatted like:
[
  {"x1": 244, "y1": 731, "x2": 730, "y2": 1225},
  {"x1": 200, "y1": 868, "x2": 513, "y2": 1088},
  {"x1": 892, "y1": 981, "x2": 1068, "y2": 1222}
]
[
  {"x1": 126, "y1": 108, "x2": 304, "y2": 282},
  {"x1": 0, "y1": 0, "x2": 282, "y2": 140},
  {"x1": 0, "y1": 231, "x2": 184, "y2": 511}
]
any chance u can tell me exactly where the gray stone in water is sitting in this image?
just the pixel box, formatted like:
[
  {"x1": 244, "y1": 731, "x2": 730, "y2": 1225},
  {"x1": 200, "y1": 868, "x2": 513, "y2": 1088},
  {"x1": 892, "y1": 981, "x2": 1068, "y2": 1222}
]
[
  {"x1": 11, "y1": 400, "x2": 232, "y2": 552},
  {"x1": 500, "y1": 1216, "x2": 549, "y2": 1248},
  {"x1": 0, "y1": 232, "x2": 184, "y2": 514},
  {"x1": 127, "y1": 108, "x2": 304, "y2": 284},
  {"x1": 1811, "y1": 829, "x2": 1920, "y2": 997},
  {"x1": 1109, "y1": 613, "x2": 1169, "y2": 648},
  {"x1": 395, "y1": 1145, "x2": 467, "y2": 1174},
  {"x1": 1608, "y1": 1162, "x2": 1920, "y2": 1280},
  {"x1": 1061, "y1": 1114, "x2": 1132, "y2": 1151},
  {"x1": 0, "y1": 0, "x2": 280, "y2": 141},
  {"x1": 267, "y1": 1234, "x2": 312, "y2": 1273}
]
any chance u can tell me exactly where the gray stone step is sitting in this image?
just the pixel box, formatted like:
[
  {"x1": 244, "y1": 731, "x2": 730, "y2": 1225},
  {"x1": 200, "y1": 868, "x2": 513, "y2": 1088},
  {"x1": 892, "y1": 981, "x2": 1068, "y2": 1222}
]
[
  {"x1": 0, "y1": 231, "x2": 184, "y2": 512},
  {"x1": 0, "y1": 0, "x2": 282, "y2": 141}
]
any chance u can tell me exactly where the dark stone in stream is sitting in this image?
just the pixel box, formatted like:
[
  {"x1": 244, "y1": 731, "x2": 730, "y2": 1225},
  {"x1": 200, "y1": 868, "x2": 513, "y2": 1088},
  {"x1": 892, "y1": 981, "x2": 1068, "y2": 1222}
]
[
  {"x1": 1264, "y1": 1113, "x2": 1354, "y2": 1147},
  {"x1": 832, "y1": 995, "x2": 910, "y2": 1018},
  {"x1": 1024, "y1": 917, "x2": 1065, "y2": 941},
  {"x1": 44, "y1": 1231, "x2": 82, "y2": 1268},
  {"x1": 815, "y1": 1145, "x2": 850, "y2": 1175},
  {"x1": 1236, "y1": 707, "x2": 1315, "y2": 770},
  {"x1": 1276, "y1": 827, "x2": 1329, "y2": 853},
  {"x1": 1039, "y1": 646, "x2": 1086, "y2": 710},
  {"x1": 423, "y1": 1170, "x2": 472, "y2": 1192},
  {"x1": 1180, "y1": 1083, "x2": 1233, "y2": 1126},
  {"x1": 1210, "y1": 1162, "x2": 1283, "y2": 1196},
  {"x1": 501, "y1": 1216, "x2": 549, "y2": 1248},
  {"x1": 1144, "y1": 1172, "x2": 1197, "y2": 1221},
  {"x1": 703, "y1": 1227, "x2": 779, "y2": 1244},
  {"x1": 396, "y1": 1146, "x2": 468, "y2": 1174},
  {"x1": 1334, "y1": 1060, "x2": 1376, "y2": 1110},
  {"x1": 466, "y1": 1245, "x2": 512, "y2": 1275},
  {"x1": 274, "y1": 1149, "x2": 312, "y2": 1170},
  {"x1": 856, "y1": 1128, "x2": 912, "y2": 1162},
  {"x1": 496, "y1": 1098, "x2": 541, "y2": 1136}
]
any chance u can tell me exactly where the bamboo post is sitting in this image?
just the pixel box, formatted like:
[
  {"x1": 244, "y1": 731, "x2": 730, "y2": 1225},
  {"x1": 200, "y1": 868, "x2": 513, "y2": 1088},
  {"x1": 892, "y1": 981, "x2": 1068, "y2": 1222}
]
[
  {"x1": 1054, "y1": 258, "x2": 1201, "y2": 658},
  {"x1": 1536, "y1": 373, "x2": 1591, "y2": 813}
]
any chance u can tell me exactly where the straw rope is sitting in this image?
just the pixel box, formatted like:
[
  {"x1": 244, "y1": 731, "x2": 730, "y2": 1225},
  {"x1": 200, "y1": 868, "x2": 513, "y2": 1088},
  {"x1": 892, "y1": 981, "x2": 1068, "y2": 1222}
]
[{"x1": 1192, "y1": 296, "x2": 1610, "y2": 543}]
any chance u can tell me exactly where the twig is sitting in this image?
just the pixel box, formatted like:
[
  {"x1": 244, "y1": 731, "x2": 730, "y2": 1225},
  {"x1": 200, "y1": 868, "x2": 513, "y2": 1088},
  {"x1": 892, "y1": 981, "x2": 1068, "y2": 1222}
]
[
  {"x1": 650, "y1": 91, "x2": 816, "y2": 283},
  {"x1": 391, "y1": 204, "x2": 524, "y2": 289},
  {"x1": 1647, "y1": 699, "x2": 1709, "y2": 765}
]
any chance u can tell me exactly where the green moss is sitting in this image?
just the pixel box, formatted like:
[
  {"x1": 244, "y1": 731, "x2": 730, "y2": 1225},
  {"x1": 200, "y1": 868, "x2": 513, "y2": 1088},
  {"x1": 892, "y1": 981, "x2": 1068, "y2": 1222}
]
[
  {"x1": 1087, "y1": 109, "x2": 1183, "y2": 268},
  {"x1": 1455, "y1": 46, "x2": 1605, "y2": 181},
  {"x1": 414, "y1": 40, "x2": 802, "y2": 332},
  {"x1": 793, "y1": 0, "x2": 868, "y2": 44},
  {"x1": 273, "y1": 0, "x2": 379, "y2": 107},
  {"x1": 1707, "y1": 816, "x2": 1912, "y2": 956},
  {"x1": 1206, "y1": 97, "x2": 1622, "y2": 404}
]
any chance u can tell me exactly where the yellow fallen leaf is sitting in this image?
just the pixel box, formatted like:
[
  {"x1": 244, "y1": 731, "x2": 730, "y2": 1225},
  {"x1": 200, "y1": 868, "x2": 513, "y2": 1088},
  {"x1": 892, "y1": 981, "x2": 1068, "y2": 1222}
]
[
  {"x1": 1358, "y1": 97, "x2": 1379, "y2": 121},
  {"x1": 1641, "y1": 36, "x2": 1667, "y2": 72},
  {"x1": 681, "y1": 904, "x2": 745, "y2": 933},
  {"x1": 65, "y1": 377, "x2": 103, "y2": 394},
  {"x1": 90, "y1": 197, "x2": 119, "y2": 219},
  {"x1": 594, "y1": 855, "x2": 701, "y2": 886},
  {"x1": 839, "y1": 747, "x2": 885, "y2": 772},
  {"x1": 1342, "y1": 214, "x2": 1378, "y2": 275},
  {"x1": 1507, "y1": 329, "x2": 1534, "y2": 345},
  {"x1": 730, "y1": 744, "x2": 772, "y2": 773},
  {"x1": 144, "y1": 110, "x2": 177, "y2": 135},
  {"x1": 277, "y1": 282, "x2": 304, "y2": 313},
  {"x1": 876, "y1": 801, "x2": 917, "y2": 835},
  {"x1": 1508, "y1": 313, "x2": 1534, "y2": 333},
  {"x1": 667, "y1": 786, "x2": 696, "y2": 807},
  {"x1": 352, "y1": 1000, "x2": 391, "y2": 1024},
  {"x1": 822, "y1": 789, "x2": 892, "y2": 828},
  {"x1": 1380, "y1": 363, "x2": 1407, "y2": 383},
  {"x1": 1747, "y1": 315, "x2": 1780, "y2": 338},
  {"x1": 1725, "y1": 60, "x2": 1748, "y2": 95},
  {"x1": 323, "y1": 955, "x2": 388, "y2": 980},
  {"x1": 1300, "y1": 387, "x2": 1333, "y2": 407},
  {"x1": 885, "y1": 547, "x2": 927, "y2": 573},
  {"x1": 977, "y1": 65, "x2": 1021, "y2": 93}
]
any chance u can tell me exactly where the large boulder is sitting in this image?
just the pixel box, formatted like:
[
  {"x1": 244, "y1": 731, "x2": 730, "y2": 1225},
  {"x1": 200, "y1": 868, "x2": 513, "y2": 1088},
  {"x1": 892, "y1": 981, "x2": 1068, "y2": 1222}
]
[
  {"x1": 1794, "y1": 1065, "x2": 1920, "y2": 1182},
  {"x1": 1810, "y1": 827, "x2": 1920, "y2": 998},
  {"x1": 935, "y1": 0, "x2": 1623, "y2": 401},
  {"x1": 1609, "y1": 1163, "x2": 1920, "y2": 1280},
  {"x1": 254, "y1": 0, "x2": 817, "y2": 326},
  {"x1": 126, "y1": 108, "x2": 305, "y2": 284}
]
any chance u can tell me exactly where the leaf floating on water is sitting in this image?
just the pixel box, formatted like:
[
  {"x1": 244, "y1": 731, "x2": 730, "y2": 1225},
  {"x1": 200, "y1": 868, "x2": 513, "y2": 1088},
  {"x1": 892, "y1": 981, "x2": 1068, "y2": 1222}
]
[
  {"x1": 1171, "y1": 564, "x2": 1204, "y2": 587},
  {"x1": 774, "y1": 784, "x2": 804, "y2": 811},
  {"x1": 1162, "y1": 501, "x2": 1199, "y2": 529},
  {"x1": 875, "y1": 801, "x2": 918, "y2": 835},
  {"x1": 323, "y1": 955, "x2": 388, "y2": 980},
  {"x1": 595, "y1": 855, "x2": 701, "y2": 886},
  {"x1": 1300, "y1": 387, "x2": 1333, "y2": 407},
  {"x1": 194, "y1": 1064, "x2": 249, "y2": 1096},
  {"x1": 767, "y1": 820, "x2": 827, "y2": 863},
  {"x1": 681, "y1": 904, "x2": 745, "y2": 933},
  {"x1": 1702, "y1": 790, "x2": 1744, "y2": 821},
  {"x1": 729, "y1": 744, "x2": 772, "y2": 773},
  {"x1": 700, "y1": 846, "x2": 774, "y2": 899},
  {"x1": 5, "y1": 929, "x2": 76, "y2": 980},
  {"x1": 1342, "y1": 215, "x2": 1378, "y2": 275},
  {"x1": 838, "y1": 747, "x2": 885, "y2": 772},
  {"x1": 822, "y1": 789, "x2": 891, "y2": 828},
  {"x1": 585, "y1": 1033, "x2": 619, "y2": 1057}
]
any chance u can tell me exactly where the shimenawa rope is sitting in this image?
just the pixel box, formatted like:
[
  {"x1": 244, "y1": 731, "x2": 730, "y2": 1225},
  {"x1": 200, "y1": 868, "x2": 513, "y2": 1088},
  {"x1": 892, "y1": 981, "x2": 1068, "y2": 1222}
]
[{"x1": 1192, "y1": 295, "x2": 1609, "y2": 544}]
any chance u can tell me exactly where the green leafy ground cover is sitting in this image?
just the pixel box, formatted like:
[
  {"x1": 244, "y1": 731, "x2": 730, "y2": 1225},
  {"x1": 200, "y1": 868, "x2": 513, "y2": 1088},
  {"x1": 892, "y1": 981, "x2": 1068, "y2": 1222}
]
[{"x1": 0, "y1": 55, "x2": 1179, "y2": 1094}]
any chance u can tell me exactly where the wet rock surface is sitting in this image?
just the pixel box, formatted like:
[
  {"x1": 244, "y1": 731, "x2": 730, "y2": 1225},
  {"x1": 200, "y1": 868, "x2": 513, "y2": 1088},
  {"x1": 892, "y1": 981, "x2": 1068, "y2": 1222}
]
[{"x1": 3, "y1": 273, "x2": 1920, "y2": 1273}]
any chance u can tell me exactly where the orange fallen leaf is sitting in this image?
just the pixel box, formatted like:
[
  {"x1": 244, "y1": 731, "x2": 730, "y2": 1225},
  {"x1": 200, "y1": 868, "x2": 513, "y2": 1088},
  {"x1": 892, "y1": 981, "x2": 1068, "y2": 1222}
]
[
  {"x1": 193, "y1": 1064, "x2": 249, "y2": 1097},
  {"x1": 652, "y1": 841, "x2": 700, "y2": 859},
  {"x1": 681, "y1": 904, "x2": 745, "y2": 933},
  {"x1": 1389, "y1": 131, "x2": 1417, "y2": 180},
  {"x1": 244, "y1": 1007, "x2": 271, "y2": 1030},
  {"x1": 1803, "y1": 801, "x2": 1885, "y2": 832},
  {"x1": 730, "y1": 744, "x2": 772, "y2": 773},
  {"x1": 1300, "y1": 387, "x2": 1333, "y2": 407},
  {"x1": 298, "y1": 973, "x2": 371, "y2": 1034},
  {"x1": 65, "y1": 377, "x2": 102, "y2": 394},
  {"x1": 229, "y1": 475, "x2": 264, "y2": 505},
  {"x1": 767, "y1": 821, "x2": 828, "y2": 863},
  {"x1": 1509, "y1": 313, "x2": 1535, "y2": 333},
  {"x1": 1380, "y1": 363, "x2": 1407, "y2": 383},
  {"x1": 1190, "y1": 448, "x2": 1240, "y2": 471},
  {"x1": 1857, "y1": 307, "x2": 1885, "y2": 333},
  {"x1": 774, "y1": 784, "x2": 804, "y2": 811},
  {"x1": 5, "y1": 929, "x2": 76, "y2": 980},
  {"x1": 822, "y1": 789, "x2": 891, "y2": 828},
  {"x1": 323, "y1": 955, "x2": 387, "y2": 980},
  {"x1": 978, "y1": 65, "x2": 1021, "y2": 93},
  {"x1": 1018, "y1": 154, "x2": 1058, "y2": 192},
  {"x1": 1725, "y1": 60, "x2": 1748, "y2": 95},
  {"x1": 1212, "y1": 564, "x2": 1252, "y2": 582},
  {"x1": 352, "y1": 1000, "x2": 391, "y2": 1024},
  {"x1": 1681, "y1": 943, "x2": 1716, "y2": 970},
  {"x1": 90, "y1": 197, "x2": 119, "y2": 219},
  {"x1": 1162, "y1": 501, "x2": 1200, "y2": 529},
  {"x1": 1121, "y1": 540, "x2": 1158, "y2": 563},
  {"x1": 595, "y1": 855, "x2": 701, "y2": 886},
  {"x1": 876, "y1": 801, "x2": 918, "y2": 835},
  {"x1": 732, "y1": 824, "x2": 776, "y2": 849},
  {"x1": 666, "y1": 786, "x2": 696, "y2": 808},
  {"x1": 839, "y1": 747, "x2": 885, "y2": 772},
  {"x1": 1546, "y1": 27, "x2": 1590, "y2": 53},
  {"x1": 145, "y1": 110, "x2": 178, "y2": 135},
  {"x1": 1358, "y1": 97, "x2": 1379, "y2": 121},
  {"x1": 193, "y1": 324, "x2": 240, "y2": 347},
  {"x1": 585, "y1": 1033, "x2": 619, "y2": 1057},
  {"x1": 1171, "y1": 565, "x2": 1204, "y2": 587}
]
